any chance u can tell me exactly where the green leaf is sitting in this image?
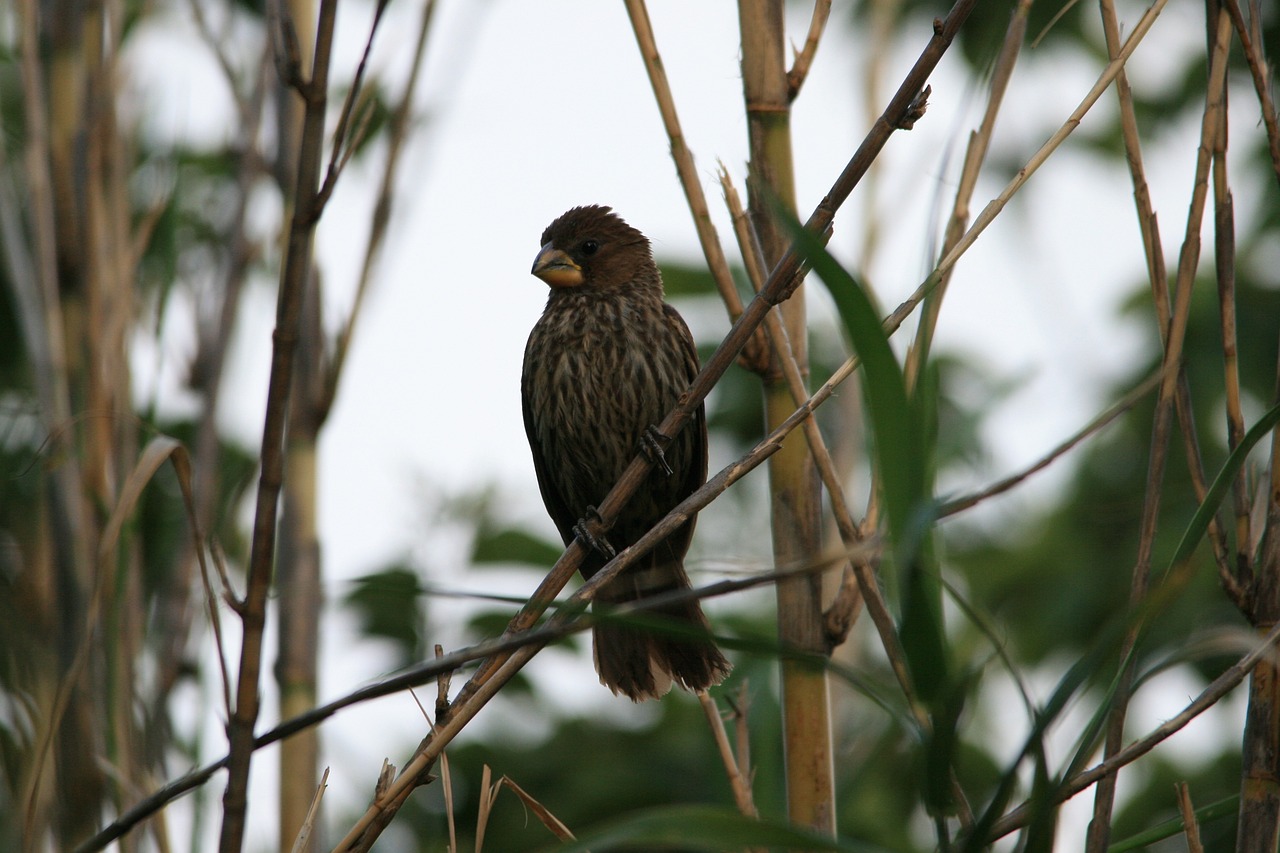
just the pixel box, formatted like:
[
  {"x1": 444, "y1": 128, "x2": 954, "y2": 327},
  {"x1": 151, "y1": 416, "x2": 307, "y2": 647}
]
[
  {"x1": 777, "y1": 213, "x2": 949, "y2": 704},
  {"x1": 543, "y1": 804, "x2": 886, "y2": 852},
  {"x1": 961, "y1": 616, "x2": 1127, "y2": 851},
  {"x1": 1167, "y1": 400, "x2": 1280, "y2": 569},
  {"x1": 658, "y1": 262, "x2": 745, "y2": 298},
  {"x1": 472, "y1": 525, "x2": 562, "y2": 568},
  {"x1": 1107, "y1": 794, "x2": 1237, "y2": 850},
  {"x1": 343, "y1": 566, "x2": 425, "y2": 664}
]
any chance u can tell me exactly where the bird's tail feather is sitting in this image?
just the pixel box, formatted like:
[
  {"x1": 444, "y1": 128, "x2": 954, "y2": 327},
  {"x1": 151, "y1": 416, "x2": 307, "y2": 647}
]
[{"x1": 592, "y1": 559, "x2": 731, "y2": 702}]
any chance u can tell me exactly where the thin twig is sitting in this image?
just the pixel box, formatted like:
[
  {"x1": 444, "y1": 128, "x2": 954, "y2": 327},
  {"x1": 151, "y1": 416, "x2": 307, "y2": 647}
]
[
  {"x1": 935, "y1": 0, "x2": 1168, "y2": 282},
  {"x1": 313, "y1": 0, "x2": 391, "y2": 214},
  {"x1": 172, "y1": 42, "x2": 271, "y2": 740},
  {"x1": 720, "y1": 169, "x2": 871, "y2": 641},
  {"x1": 1099, "y1": 0, "x2": 1235, "y2": 600},
  {"x1": 324, "y1": 0, "x2": 438, "y2": 414},
  {"x1": 732, "y1": 683, "x2": 753, "y2": 784},
  {"x1": 1177, "y1": 782, "x2": 1205, "y2": 853},
  {"x1": 718, "y1": 170, "x2": 922, "y2": 712},
  {"x1": 220, "y1": 0, "x2": 341, "y2": 848},
  {"x1": 622, "y1": 0, "x2": 770, "y2": 373},
  {"x1": 1100, "y1": 0, "x2": 1237, "y2": 603},
  {"x1": 786, "y1": 0, "x2": 832, "y2": 100},
  {"x1": 1220, "y1": 0, "x2": 1280, "y2": 189},
  {"x1": 907, "y1": 0, "x2": 1028, "y2": 384},
  {"x1": 939, "y1": 368, "x2": 1164, "y2": 518},
  {"x1": 1209, "y1": 23, "x2": 1250, "y2": 597},
  {"x1": 267, "y1": 0, "x2": 307, "y2": 93},
  {"x1": 199, "y1": 534, "x2": 235, "y2": 720},
  {"x1": 24, "y1": 441, "x2": 210, "y2": 843},
  {"x1": 288, "y1": 767, "x2": 329, "y2": 853},
  {"x1": 188, "y1": 0, "x2": 259, "y2": 132},
  {"x1": 698, "y1": 692, "x2": 760, "y2": 824}
]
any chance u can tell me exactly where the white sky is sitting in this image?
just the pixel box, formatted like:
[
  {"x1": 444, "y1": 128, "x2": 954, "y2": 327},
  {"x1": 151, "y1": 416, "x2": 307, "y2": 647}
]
[{"x1": 118, "y1": 0, "x2": 1254, "y2": 848}]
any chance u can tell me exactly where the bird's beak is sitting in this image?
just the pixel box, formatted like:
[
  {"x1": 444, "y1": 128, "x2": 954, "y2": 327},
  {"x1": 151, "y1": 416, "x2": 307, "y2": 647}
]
[{"x1": 531, "y1": 243, "x2": 584, "y2": 288}]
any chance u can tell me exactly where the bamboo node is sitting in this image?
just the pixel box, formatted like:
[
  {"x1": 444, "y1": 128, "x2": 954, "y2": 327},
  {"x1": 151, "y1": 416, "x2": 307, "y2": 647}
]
[{"x1": 744, "y1": 100, "x2": 790, "y2": 114}]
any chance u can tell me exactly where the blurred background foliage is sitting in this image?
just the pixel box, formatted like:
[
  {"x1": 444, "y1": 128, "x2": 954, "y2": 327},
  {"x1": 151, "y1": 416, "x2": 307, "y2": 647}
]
[{"x1": 2, "y1": 0, "x2": 1278, "y2": 849}]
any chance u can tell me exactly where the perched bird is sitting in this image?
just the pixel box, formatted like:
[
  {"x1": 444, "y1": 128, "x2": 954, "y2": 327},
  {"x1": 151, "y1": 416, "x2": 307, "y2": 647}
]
[{"x1": 521, "y1": 205, "x2": 731, "y2": 701}]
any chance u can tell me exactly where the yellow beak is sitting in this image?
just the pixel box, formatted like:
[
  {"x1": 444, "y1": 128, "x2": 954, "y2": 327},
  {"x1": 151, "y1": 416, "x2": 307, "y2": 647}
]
[{"x1": 531, "y1": 243, "x2": 584, "y2": 288}]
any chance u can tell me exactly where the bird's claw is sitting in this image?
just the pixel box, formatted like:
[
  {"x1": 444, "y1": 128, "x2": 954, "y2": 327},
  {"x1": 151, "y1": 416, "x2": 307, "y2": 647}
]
[
  {"x1": 639, "y1": 425, "x2": 674, "y2": 477},
  {"x1": 574, "y1": 506, "x2": 617, "y2": 559}
]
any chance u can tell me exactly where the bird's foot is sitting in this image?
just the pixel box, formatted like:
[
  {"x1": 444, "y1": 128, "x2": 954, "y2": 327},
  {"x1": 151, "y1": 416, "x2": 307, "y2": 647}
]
[
  {"x1": 573, "y1": 506, "x2": 617, "y2": 559},
  {"x1": 638, "y1": 425, "x2": 674, "y2": 477}
]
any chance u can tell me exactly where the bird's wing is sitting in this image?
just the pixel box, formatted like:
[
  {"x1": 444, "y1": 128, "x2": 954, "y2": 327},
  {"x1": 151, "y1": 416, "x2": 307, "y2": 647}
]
[
  {"x1": 521, "y1": 355, "x2": 578, "y2": 546},
  {"x1": 662, "y1": 302, "x2": 709, "y2": 494}
]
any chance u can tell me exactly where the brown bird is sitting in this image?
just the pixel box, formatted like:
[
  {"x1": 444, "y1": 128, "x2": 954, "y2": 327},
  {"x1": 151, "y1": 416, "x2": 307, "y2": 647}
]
[{"x1": 521, "y1": 205, "x2": 731, "y2": 701}]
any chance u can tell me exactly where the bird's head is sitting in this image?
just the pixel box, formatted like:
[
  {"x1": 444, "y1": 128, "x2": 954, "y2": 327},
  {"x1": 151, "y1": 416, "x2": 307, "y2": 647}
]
[{"x1": 531, "y1": 205, "x2": 657, "y2": 293}]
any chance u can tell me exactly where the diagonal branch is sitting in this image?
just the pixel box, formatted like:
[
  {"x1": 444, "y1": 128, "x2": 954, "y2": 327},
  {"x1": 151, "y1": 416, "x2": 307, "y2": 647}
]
[{"x1": 939, "y1": 368, "x2": 1165, "y2": 518}]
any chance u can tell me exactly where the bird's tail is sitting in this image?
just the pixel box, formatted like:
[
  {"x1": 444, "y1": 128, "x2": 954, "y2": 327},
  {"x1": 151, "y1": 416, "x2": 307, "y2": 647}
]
[{"x1": 591, "y1": 556, "x2": 731, "y2": 702}]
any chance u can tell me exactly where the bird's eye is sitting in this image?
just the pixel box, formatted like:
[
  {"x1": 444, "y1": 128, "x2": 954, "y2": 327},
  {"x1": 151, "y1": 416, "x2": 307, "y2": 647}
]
[{"x1": 580, "y1": 239, "x2": 600, "y2": 256}]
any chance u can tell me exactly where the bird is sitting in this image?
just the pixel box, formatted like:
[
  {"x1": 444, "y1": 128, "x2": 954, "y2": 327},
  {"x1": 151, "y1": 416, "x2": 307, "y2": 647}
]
[{"x1": 521, "y1": 205, "x2": 731, "y2": 701}]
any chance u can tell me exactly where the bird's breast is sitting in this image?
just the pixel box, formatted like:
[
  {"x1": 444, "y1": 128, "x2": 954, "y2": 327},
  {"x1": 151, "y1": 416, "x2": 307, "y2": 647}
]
[{"x1": 524, "y1": 294, "x2": 687, "y2": 480}]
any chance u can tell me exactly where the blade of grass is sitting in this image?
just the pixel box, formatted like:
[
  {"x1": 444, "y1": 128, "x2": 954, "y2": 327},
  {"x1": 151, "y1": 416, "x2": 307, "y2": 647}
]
[
  {"x1": 542, "y1": 805, "x2": 881, "y2": 853},
  {"x1": 1107, "y1": 795, "x2": 1236, "y2": 851},
  {"x1": 1167, "y1": 401, "x2": 1280, "y2": 571},
  {"x1": 778, "y1": 209, "x2": 947, "y2": 702}
]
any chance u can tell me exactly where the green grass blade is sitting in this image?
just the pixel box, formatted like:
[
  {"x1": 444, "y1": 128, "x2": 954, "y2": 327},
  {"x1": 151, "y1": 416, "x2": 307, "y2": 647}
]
[
  {"x1": 543, "y1": 804, "x2": 886, "y2": 852},
  {"x1": 1167, "y1": 401, "x2": 1280, "y2": 569}
]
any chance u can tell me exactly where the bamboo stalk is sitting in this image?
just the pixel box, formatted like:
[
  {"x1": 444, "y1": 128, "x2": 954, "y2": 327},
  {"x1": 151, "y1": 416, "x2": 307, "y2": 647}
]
[
  {"x1": 698, "y1": 692, "x2": 760, "y2": 824},
  {"x1": 738, "y1": 0, "x2": 834, "y2": 833},
  {"x1": 273, "y1": 0, "x2": 322, "y2": 845}
]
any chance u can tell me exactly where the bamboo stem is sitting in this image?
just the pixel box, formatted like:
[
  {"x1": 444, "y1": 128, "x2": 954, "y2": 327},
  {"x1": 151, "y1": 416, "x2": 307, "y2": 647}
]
[{"x1": 738, "y1": 0, "x2": 835, "y2": 833}]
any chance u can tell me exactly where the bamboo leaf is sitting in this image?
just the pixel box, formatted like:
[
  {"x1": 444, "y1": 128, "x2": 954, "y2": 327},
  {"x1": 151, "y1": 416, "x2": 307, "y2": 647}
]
[
  {"x1": 472, "y1": 525, "x2": 562, "y2": 568},
  {"x1": 1167, "y1": 400, "x2": 1280, "y2": 569},
  {"x1": 778, "y1": 213, "x2": 949, "y2": 704},
  {"x1": 543, "y1": 804, "x2": 885, "y2": 852},
  {"x1": 1107, "y1": 794, "x2": 1237, "y2": 850}
]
